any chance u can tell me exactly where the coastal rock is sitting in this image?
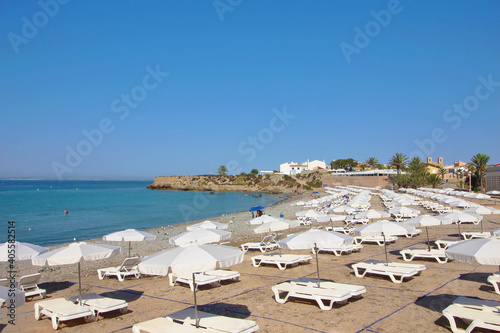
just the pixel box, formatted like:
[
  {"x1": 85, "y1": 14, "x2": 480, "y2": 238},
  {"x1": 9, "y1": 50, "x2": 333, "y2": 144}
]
[{"x1": 147, "y1": 172, "x2": 327, "y2": 193}]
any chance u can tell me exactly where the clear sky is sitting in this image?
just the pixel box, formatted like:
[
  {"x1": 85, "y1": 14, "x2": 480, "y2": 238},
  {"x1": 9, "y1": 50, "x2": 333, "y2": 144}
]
[{"x1": 1, "y1": 0, "x2": 499, "y2": 180}]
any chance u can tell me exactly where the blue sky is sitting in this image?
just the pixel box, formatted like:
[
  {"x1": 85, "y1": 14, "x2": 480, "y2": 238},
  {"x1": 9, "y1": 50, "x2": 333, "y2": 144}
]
[{"x1": 1, "y1": 0, "x2": 499, "y2": 180}]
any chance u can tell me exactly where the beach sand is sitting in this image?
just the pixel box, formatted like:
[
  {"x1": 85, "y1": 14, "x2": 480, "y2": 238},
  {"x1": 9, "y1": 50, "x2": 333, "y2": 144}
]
[{"x1": 2, "y1": 192, "x2": 500, "y2": 332}]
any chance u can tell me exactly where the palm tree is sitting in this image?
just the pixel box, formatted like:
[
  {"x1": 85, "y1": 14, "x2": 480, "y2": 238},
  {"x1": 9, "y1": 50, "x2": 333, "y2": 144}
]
[
  {"x1": 471, "y1": 153, "x2": 490, "y2": 192},
  {"x1": 437, "y1": 166, "x2": 447, "y2": 180},
  {"x1": 466, "y1": 163, "x2": 476, "y2": 191},
  {"x1": 428, "y1": 174, "x2": 443, "y2": 188},
  {"x1": 408, "y1": 157, "x2": 428, "y2": 174},
  {"x1": 366, "y1": 157, "x2": 379, "y2": 170},
  {"x1": 389, "y1": 153, "x2": 408, "y2": 175}
]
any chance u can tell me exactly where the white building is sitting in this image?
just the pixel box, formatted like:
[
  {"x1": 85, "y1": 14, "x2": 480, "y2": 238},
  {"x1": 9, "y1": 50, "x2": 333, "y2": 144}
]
[
  {"x1": 306, "y1": 159, "x2": 327, "y2": 170},
  {"x1": 279, "y1": 159, "x2": 327, "y2": 175},
  {"x1": 280, "y1": 162, "x2": 308, "y2": 175}
]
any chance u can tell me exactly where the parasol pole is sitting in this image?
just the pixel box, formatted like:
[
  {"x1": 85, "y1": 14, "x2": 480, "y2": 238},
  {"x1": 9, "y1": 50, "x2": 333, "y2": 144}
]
[
  {"x1": 128, "y1": 241, "x2": 131, "y2": 258},
  {"x1": 314, "y1": 243, "x2": 321, "y2": 288},
  {"x1": 78, "y1": 262, "x2": 82, "y2": 306},
  {"x1": 383, "y1": 233, "x2": 388, "y2": 265},
  {"x1": 193, "y1": 272, "x2": 199, "y2": 328},
  {"x1": 426, "y1": 226, "x2": 431, "y2": 251}
]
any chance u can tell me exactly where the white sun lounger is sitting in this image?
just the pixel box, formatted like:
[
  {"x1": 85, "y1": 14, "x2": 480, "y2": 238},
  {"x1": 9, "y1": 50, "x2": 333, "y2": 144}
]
[
  {"x1": 400, "y1": 248, "x2": 449, "y2": 263},
  {"x1": 240, "y1": 235, "x2": 278, "y2": 253},
  {"x1": 362, "y1": 259, "x2": 426, "y2": 274},
  {"x1": 351, "y1": 262, "x2": 419, "y2": 283},
  {"x1": 435, "y1": 238, "x2": 463, "y2": 250},
  {"x1": 326, "y1": 226, "x2": 355, "y2": 234},
  {"x1": 354, "y1": 235, "x2": 398, "y2": 246},
  {"x1": 132, "y1": 317, "x2": 219, "y2": 333},
  {"x1": 461, "y1": 231, "x2": 492, "y2": 240},
  {"x1": 488, "y1": 273, "x2": 500, "y2": 294},
  {"x1": 68, "y1": 293, "x2": 128, "y2": 319},
  {"x1": 442, "y1": 297, "x2": 500, "y2": 333},
  {"x1": 290, "y1": 277, "x2": 366, "y2": 298},
  {"x1": 312, "y1": 243, "x2": 363, "y2": 256},
  {"x1": 34, "y1": 297, "x2": 95, "y2": 330},
  {"x1": 204, "y1": 270, "x2": 240, "y2": 283},
  {"x1": 97, "y1": 257, "x2": 141, "y2": 282},
  {"x1": 272, "y1": 282, "x2": 351, "y2": 310},
  {"x1": 169, "y1": 273, "x2": 220, "y2": 291},
  {"x1": 251, "y1": 254, "x2": 312, "y2": 270},
  {"x1": 167, "y1": 308, "x2": 259, "y2": 333},
  {"x1": 18, "y1": 273, "x2": 46, "y2": 300}
]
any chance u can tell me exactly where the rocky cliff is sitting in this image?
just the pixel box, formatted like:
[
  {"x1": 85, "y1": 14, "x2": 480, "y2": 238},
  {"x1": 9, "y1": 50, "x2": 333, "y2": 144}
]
[{"x1": 147, "y1": 172, "x2": 326, "y2": 193}]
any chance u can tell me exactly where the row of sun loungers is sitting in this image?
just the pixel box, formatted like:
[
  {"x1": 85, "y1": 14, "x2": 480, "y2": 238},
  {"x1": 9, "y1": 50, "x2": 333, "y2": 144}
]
[{"x1": 35, "y1": 294, "x2": 128, "y2": 330}]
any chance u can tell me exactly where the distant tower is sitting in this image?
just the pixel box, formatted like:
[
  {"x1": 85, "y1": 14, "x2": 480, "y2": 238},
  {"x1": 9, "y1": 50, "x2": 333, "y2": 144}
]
[
  {"x1": 427, "y1": 157, "x2": 432, "y2": 164},
  {"x1": 438, "y1": 157, "x2": 443, "y2": 166}
]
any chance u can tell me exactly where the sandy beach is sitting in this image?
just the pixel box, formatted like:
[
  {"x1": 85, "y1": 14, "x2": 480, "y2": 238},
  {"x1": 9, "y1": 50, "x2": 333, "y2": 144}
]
[{"x1": 2, "y1": 191, "x2": 500, "y2": 333}]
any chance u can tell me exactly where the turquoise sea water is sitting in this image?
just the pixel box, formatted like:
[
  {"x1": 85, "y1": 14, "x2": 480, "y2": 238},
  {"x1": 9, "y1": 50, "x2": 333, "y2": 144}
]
[{"x1": 0, "y1": 180, "x2": 282, "y2": 247}]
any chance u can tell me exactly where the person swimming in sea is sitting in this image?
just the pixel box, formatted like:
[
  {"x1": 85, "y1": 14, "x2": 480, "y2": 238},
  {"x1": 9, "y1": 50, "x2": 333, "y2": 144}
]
[{"x1": 64, "y1": 209, "x2": 69, "y2": 215}]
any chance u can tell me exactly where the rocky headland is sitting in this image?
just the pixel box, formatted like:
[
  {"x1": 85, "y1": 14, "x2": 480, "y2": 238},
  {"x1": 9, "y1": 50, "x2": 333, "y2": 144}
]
[{"x1": 147, "y1": 172, "x2": 327, "y2": 193}]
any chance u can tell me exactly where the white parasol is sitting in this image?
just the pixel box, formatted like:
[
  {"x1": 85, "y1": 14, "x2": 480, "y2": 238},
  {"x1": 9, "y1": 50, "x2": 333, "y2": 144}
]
[
  {"x1": 169, "y1": 229, "x2": 231, "y2": 247},
  {"x1": 0, "y1": 241, "x2": 49, "y2": 261},
  {"x1": 103, "y1": 229, "x2": 156, "y2": 257},
  {"x1": 186, "y1": 221, "x2": 229, "y2": 231},
  {"x1": 32, "y1": 242, "x2": 120, "y2": 305}
]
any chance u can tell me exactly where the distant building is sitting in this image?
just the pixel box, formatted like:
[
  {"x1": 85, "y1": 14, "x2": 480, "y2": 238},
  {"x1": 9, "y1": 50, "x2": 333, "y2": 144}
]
[
  {"x1": 280, "y1": 162, "x2": 308, "y2": 175},
  {"x1": 259, "y1": 171, "x2": 274, "y2": 175},
  {"x1": 486, "y1": 164, "x2": 500, "y2": 192},
  {"x1": 279, "y1": 159, "x2": 326, "y2": 175},
  {"x1": 306, "y1": 159, "x2": 327, "y2": 171}
]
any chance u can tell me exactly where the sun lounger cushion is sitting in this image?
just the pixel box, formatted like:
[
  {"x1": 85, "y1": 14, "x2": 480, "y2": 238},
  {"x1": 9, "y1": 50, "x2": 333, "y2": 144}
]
[
  {"x1": 204, "y1": 270, "x2": 240, "y2": 283},
  {"x1": 290, "y1": 277, "x2": 366, "y2": 297},
  {"x1": 167, "y1": 308, "x2": 259, "y2": 333},
  {"x1": 351, "y1": 262, "x2": 419, "y2": 283},
  {"x1": 35, "y1": 297, "x2": 95, "y2": 330},
  {"x1": 272, "y1": 282, "x2": 351, "y2": 310},
  {"x1": 400, "y1": 248, "x2": 448, "y2": 263},
  {"x1": 251, "y1": 254, "x2": 312, "y2": 270},
  {"x1": 362, "y1": 259, "x2": 426, "y2": 273},
  {"x1": 68, "y1": 293, "x2": 128, "y2": 318}
]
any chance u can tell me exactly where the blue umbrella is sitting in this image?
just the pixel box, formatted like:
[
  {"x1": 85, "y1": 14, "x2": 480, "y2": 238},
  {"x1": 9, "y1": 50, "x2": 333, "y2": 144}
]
[{"x1": 249, "y1": 206, "x2": 264, "y2": 212}]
